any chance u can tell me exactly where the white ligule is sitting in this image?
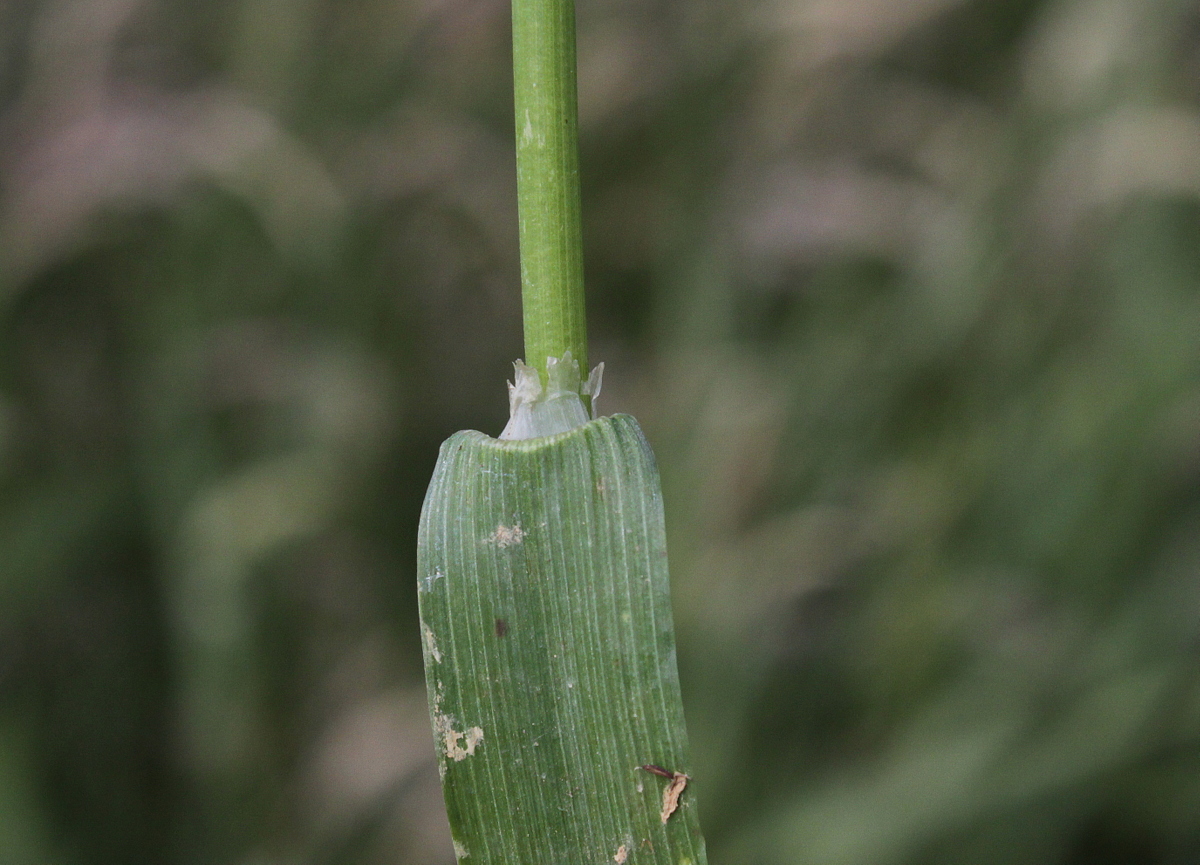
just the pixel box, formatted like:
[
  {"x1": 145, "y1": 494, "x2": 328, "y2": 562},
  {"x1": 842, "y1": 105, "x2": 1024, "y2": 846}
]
[{"x1": 499, "y1": 352, "x2": 604, "y2": 440}]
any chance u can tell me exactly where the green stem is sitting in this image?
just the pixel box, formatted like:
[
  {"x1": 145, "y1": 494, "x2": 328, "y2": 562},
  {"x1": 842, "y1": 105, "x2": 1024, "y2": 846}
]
[{"x1": 512, "y1": 0, "x2": 587, "y2": 383}]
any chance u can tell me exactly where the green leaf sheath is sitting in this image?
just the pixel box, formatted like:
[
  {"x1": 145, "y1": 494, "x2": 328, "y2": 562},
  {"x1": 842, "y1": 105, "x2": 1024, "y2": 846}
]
[
  {"x1": 512, "y1": 0, "x2": 588, "y2": 381},
  {"x1": 418, "y1": 415, "x2": 706, "y2": 864}
]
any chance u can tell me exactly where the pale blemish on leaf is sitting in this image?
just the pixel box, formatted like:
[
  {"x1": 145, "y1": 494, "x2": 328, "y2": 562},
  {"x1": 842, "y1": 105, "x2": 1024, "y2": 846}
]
[
  {"x1": 465, "y1": 726, "x2": 484, "y2": 751},
  {"x1": 419, "y1": 567, "x2": 444, "y2": 592},
  {"x1": 435, "y1": 713, "x2": 484, "y2": 762},
  {"x1": 613, "y1": 844, "x2": 628, "y2": 863},
  {"x1": 522, "y1": 109, "x2": 534, "y2": 146},
  {"x1": 453, "y1": 839, "x2": 470, "y2": 859},
  {"x1": 422, "y1": 621, "x2": 442, "y2": 663},
  {"x1": 488, "y1": 523, "x2": 526, "y2": 548}
]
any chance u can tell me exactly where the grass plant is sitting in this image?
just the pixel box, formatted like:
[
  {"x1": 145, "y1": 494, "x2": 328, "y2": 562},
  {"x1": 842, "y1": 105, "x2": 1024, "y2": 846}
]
[{"x1": 415, "y1": 0, "x2": 708, "y2": 861}]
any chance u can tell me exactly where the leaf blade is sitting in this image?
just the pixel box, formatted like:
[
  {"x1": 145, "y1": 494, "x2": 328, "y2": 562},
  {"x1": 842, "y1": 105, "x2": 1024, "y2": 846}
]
[{"x1": 418, "y1": 414, "x2": 707, "y2": 864}]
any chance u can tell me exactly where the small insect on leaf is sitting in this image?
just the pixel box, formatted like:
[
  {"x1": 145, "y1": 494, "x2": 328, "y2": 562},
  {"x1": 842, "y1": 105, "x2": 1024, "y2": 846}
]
[
  {"x1": 660, "y1": 772, "x2": 688, "y2": 824},
  {"x1": 639, "y1": 764, "x2": 689, "y2": 823}
]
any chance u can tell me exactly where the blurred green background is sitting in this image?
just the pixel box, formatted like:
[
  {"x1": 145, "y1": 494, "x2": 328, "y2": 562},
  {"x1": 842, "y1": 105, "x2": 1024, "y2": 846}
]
[{"x1": 2, "y1": 0, "x2": 1199, "y2": 862}]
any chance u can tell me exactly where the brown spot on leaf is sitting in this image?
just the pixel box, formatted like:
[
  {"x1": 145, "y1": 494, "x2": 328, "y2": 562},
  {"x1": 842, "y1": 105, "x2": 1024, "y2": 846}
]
[
  {"x1": 495, "y1": 617, "x2": 508, "y2": 637},
  {"x1": 639, "y1": 763, "x2": 673, "y2": 779}
]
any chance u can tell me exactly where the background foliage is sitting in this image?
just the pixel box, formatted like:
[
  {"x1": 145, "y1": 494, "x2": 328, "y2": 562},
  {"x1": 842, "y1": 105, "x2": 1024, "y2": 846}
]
[{"x1": 1, "y1": 0, "x2": 1199, "y2": 863}]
